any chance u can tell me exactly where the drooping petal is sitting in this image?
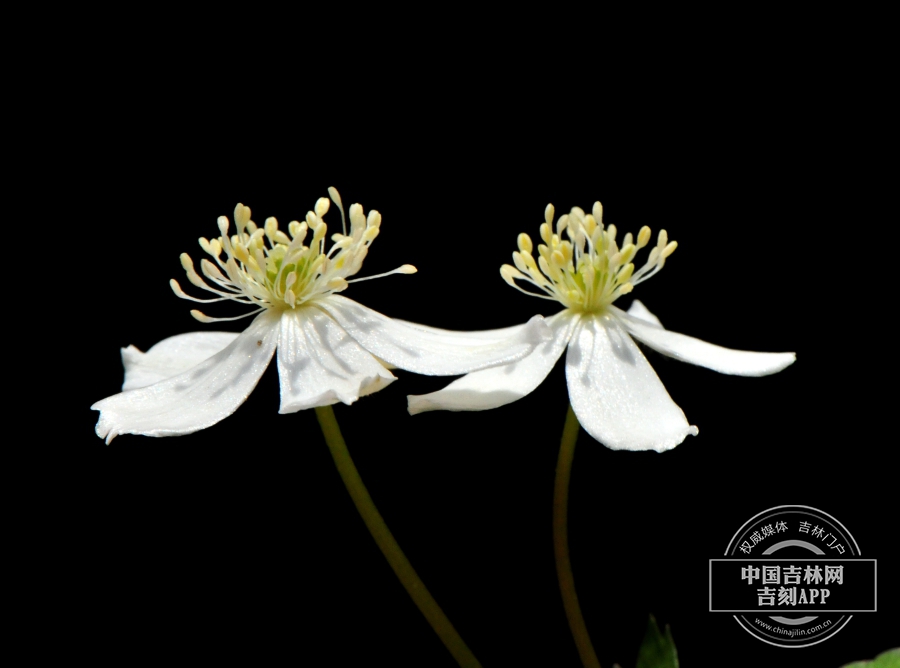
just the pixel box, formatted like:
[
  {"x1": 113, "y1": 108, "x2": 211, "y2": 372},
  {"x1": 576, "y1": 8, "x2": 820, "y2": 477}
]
[
  {"x1": 566, "y1": 313, "x2": 698, "y2": 452},
  {"x1": 388, "y1": 319, "x2": 530, "y2": 343},
  {"x1": 368, "y1": 319, "x2": 527, "y2": 371},
  {"x1": 408, "y1": 311, "x2": 579, "y2": 414},
  {"x1": 625, "y1": 299, "x2": 663, "y2": 328},
  {"x1": 277, "y1": 306, "x2": 396, "y2": 413},
  {"x1": 121, "y1": 332, "x2": 240, "y2": 391},
  {"x1": 612, "y1": 305, "x2": 796, "y2": 376},
  {"x1": 92, "y1": 311, "x2": 280, "y2": 443},
  {"x1": 315, "y1": 294, "x2": 552, "y2": 375}
]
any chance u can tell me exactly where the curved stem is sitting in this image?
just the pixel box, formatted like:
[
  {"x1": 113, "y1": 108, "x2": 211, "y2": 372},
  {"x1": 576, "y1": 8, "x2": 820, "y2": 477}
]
[
  {"x1": 314, "y1": 405, "x2": 482, "y2": 668},
  {"x1": 553, "y1": 404, "x2": 601, "y2": 668}
]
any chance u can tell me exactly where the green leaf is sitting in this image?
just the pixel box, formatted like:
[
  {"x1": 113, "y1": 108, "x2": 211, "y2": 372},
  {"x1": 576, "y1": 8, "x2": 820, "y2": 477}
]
[
  {"x1": 840, "y1": 648, "x2": 900, "y2": 668},
  {"x1": 635, "y1": 614, "x2": 679, "y2": 668}
]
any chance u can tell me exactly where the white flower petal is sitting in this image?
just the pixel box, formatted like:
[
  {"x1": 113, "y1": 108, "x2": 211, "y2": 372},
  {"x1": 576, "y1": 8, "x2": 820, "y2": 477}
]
[
  {"x1": 92, "y1": 311, "x2": 280, "y2": 443},
  {"x1": 613, "y1": 305, "x2": 796, "y2": 376},
  {"x1": 315, "y1": 294, "x2": 552, "y2": 375},
  {"x1": 625, "y1": 299, "x2": 663, "y2": 328},
  {"x1": 388, "y1": 319, "x2": 530, "y2": 343},
  {"x1": 408, "y1": 311, "x2": 579, "y2": 414},
  {"x1": 121, "y1": 331, "x2": 240, "y2": 391},
  {"x1": 566, "y1": 313, "x2": 698, "y2": 452},
  {"x1": 277, "y1": 306, "x2": 396, "y2": 413}
]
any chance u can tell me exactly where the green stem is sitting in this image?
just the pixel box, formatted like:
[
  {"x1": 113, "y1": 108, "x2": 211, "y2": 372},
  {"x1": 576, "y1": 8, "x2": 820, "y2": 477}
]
[
  {"x1": 314, "y1": 405, "x2": 482, "y2": 668},
  {"x1": 553, "y1": 404, "x2": 601, "y2": 668}
]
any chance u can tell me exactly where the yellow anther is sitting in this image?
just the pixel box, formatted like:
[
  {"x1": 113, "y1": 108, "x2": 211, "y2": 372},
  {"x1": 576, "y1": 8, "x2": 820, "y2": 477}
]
[
  {"x1": 327, "y1": 186, "x2": 343, "y2": 208},
  {"x1": 537, "y1": 244, "x2": 550, "y2": 264},
  {"x1": 518, "y1": 233, "x2": 533, "y2": 253},
  {"x1": 169, "y1": 278, "x2": 187, "y2": 298},
  {"x1": 609, "y1": 252, "x2": 623, "y2": 273},
  {"x1": 232, "y1": 243, "x2": 250, "y2": 264},
  {"x1": 540, "y1": 223, "x2": 552, "y2": 245},
  {"x1": 592, "y1": 201, "x2": 603, "y2": 223},
  {"x1": 315, "y1": 197, "x2": 331, "y2": 217},
  {"x1": 178, "y1": 252, "x2": 192, "y2": 270},
  {"x1": 349, "y1": 203, "x2": 366, "y2": 230},
  {"x1": 661, "y1": 240, "x2": 678, "y2": 259},
  {"x1": 538, "y1": 255, "x2": 552, "y2": 277},
  {"x1": 544, "y1": 203, "x2": 555, "y2": 226},
  {"x1": 264, "y1": 217, "x2": 278, "y2": 241},
  {"x1": 235, "y1": 204, "x2": 251, "y2": 227},
  {"x1": 637, "y1": 226, "x2": 651, "y2": 248},
  {"x1": 290, "y1": 221, "x2": 308, "y2": 243},
  {"x1": 512, "y1": 251, "x2": 529, "y2": 274},
  {"x1": 191, "y1": 309, "x2": 217, "y2": 323},
  {"x1": 551, "y1": 250, "x2": 566, "y2": 267},
  {"x1": 312, "y1": 223, "x2": 328, "y2": 245},
  {"x1": 500, "y1": 264, "x2": 523, "y2": 286},
  {"x1": 327, "y1": 277, "x2": 348, "y2": 291}
]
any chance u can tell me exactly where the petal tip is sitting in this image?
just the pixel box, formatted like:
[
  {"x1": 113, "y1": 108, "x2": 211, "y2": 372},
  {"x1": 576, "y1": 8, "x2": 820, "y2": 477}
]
[
  {"x1": 755, "y1": 351, "x2": 797, "y2": 376},
  {"x1": 642, "y1": 425, "x2": 698, "y2": 453},
  {"x1": 407, "y1": 394, "x2": 433, "y2": 416},
  {"x1": 93, "y1": 415, "x2": 116, "y2": 444}
]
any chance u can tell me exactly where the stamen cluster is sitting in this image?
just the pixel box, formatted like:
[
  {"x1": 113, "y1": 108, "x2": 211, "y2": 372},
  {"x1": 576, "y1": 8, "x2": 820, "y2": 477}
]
[
  {"x1": 171, "y1": 188, "x2": 414, "y2": 323},
  {"x1": 500, "y1": 202, "x2": 678, "y2": 314}
]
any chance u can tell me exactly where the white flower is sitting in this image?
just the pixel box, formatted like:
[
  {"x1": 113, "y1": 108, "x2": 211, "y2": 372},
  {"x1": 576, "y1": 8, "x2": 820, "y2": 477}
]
[
  {"x1": 92, "y1": 189, "x2": 549, "y2": 443},
  {"x1": 408, "y1": 201, "x2": 796, "y2": 452}
]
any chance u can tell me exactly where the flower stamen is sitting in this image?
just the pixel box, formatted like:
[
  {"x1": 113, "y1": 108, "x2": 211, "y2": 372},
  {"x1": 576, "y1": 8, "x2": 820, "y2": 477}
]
[
  {"x1": 173, "y1": 189, "x2": 414, "y2": 322},
  {"x1": 500, "y1": 201, "x2": 679, "y2": 314}
]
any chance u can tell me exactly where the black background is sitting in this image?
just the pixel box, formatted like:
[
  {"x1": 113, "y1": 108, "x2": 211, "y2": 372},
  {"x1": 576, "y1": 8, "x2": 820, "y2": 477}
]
[{"x1": 58, "y1": 28, "x2": 896, "y2": 668}]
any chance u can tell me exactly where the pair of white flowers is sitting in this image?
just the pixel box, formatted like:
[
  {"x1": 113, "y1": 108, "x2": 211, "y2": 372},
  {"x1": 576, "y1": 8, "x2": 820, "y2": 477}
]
[{"x1": 93, "y1": 189, "x2": 794, "y2": 450}]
